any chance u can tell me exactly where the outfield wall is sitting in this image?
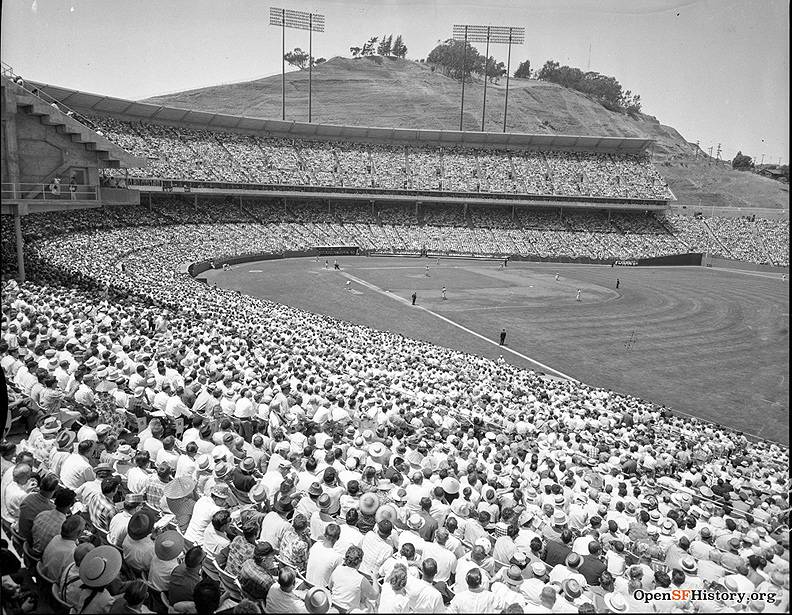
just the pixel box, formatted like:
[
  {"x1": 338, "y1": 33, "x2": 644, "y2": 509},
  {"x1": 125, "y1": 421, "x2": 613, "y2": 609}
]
[{"x1": 188, "y1": 250, "x2": 703, "y2": 277}]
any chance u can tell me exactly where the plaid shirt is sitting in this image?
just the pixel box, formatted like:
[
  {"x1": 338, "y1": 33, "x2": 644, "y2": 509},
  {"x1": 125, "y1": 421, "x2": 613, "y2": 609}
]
[
  {"x1": 127, "y1": 395, "x2": 151, "y2": 418},
  {"x1": 144, "y1": 475, "x2": 169, "y2": 509},
  {"x1": 88, "y1": 493, "x2": 116, "y2": 532},
  {"x1": 224, "y1": 536, "x2": 255, "y2": 576},
  {"x1": 238, "y1": 560, "x2": 274, "y2": 601},
  {"x1": 30, "y1": 509, "x2": 66, "y2": 553}
]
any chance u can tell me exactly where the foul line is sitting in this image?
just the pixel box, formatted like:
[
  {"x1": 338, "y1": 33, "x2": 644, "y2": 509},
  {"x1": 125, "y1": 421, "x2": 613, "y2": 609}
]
[{"x1": 340, "y1": 272, "x2": 578, "y2": 382}]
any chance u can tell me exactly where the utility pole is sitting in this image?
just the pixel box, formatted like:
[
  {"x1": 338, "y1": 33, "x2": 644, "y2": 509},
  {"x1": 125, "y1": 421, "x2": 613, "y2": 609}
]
[{"x1": 761, "y1": 153, "x2": 765, "y2": 165}]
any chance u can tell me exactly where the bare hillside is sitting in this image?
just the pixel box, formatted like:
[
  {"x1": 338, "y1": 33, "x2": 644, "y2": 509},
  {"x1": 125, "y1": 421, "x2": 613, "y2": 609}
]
[{"x1": 144, "y1": 56, "x2": 789, "y2": 210}]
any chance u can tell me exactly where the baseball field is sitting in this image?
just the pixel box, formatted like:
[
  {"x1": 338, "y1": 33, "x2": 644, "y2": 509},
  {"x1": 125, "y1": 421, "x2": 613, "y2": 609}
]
[{"x1": 204, "y1": 257, "x2": 789, "y2": 444}]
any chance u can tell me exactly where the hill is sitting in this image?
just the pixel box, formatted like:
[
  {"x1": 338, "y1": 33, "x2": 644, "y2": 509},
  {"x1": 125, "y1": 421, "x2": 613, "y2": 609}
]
[{"x1": 144, "y1": 56, "x2": 789, "y2": 210}]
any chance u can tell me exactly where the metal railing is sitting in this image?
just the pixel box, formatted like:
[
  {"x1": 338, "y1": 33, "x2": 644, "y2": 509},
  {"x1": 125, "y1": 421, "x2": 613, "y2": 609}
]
[
  {"x1": 2, "y1": 61, "x2": 103, "y2": 135},
  {"x1": 1, "y1": 182, "x2": 99, "y2": 201}
]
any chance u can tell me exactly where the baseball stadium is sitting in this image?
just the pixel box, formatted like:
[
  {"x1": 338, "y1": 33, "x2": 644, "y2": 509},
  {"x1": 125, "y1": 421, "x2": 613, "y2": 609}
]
[{"x1": 0, "y1": 2, "x2": 789, "y2": 614}]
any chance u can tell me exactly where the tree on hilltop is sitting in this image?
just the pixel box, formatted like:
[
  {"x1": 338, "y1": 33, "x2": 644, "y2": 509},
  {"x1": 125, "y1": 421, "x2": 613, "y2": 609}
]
[
  {"x1": 284, "y1": 48, "x2": 310, "y2": 69},
  {"x1": 392, "y1": 35, "x2": 407, "y2": 58},
  {"x1": 427, "y1": 39, "x2": 484, "y2": 81},
  {"x1": 350, "y1": 46, "x2": 362, "y2": 58},
  {"x1": 377, "y1": 34, "x2": 393, "y2": 56},
  {"x1": 732, "y1": 151, "x2": 753, "y2": 170},
  {"x1": 362, "y1": 37, "x2": 378, "y2": 56},
  {"x1": 283, "y1": 48, "x2": 326, "y2": 70},
  {"x1": 514, "y1": 60, "x2": 531, "y2": 79}
]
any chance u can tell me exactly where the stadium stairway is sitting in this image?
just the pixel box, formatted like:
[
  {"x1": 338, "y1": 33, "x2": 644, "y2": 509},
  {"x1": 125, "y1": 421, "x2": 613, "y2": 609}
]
[
  {"x1": 752, "y1": 222, "x2": 776, "y2": 266},
  {"x1": 5, "y1": 79, "x2": 143, "y2": 195},
  {"x1": 701, "y1": 218, "x2": 734, "y2": 259}
]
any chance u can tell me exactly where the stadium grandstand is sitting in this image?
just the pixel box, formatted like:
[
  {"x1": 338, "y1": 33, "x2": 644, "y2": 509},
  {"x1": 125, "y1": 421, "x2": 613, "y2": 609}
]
[{"x1": 0, "y1": 44, "x2": 789, "y2": 615}]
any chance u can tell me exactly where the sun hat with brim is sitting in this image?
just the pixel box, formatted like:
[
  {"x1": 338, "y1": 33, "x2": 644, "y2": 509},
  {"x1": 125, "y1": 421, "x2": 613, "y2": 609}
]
[
  {"x1": 210, "y1": 484, "x2": 230, "y2": 500},
  {"x1": 359, "y1": 492, "x2": 380, "y2": 515},
  {"x1": 368, "y1": 442, "x2": 387, "y2": 459},
  {"x1": 305, "y1": 587, "x2": 331, "y2": 614},
  {"x1": 407, "y1": 514, "x2": 425, "y2": 530},
  {"x1": 127, "y1": 511, "x2": 153, "y2": 540},
  {"x1": 553, "y1": 511, "x2": 567, "y2": 526},
  {"x1": 442, "y1": 477, "x2": 460, "y2": 495},
  {"x1": 56, "y1": 431, "x2": 76, "y2": 450},
  {"x1": 375, "y1": 503, "x2": 398, "y2": 524},
  {"x1": 41, "y1": 417, "x2": 62, "y2": 435},
  {"x1": 164, "y1": 476, "x2": 196, "y2": 500},
  {"x1": 154, "y1": 530, "x2": 185, "y2": 561},
  {"x1": 376, "y1": 479, "x2": 393, "y2": 491},
  {"x1": 249, "y1": 482, "x2": 268, "y2": 503},
  {"x1": 604, "y1": 592, "x2": 629, "y2": 613},
  {"x1": 214, "y1": 463, "x2": 231, "y2": 479},
  {"x1": 79, "y1": 546, "x2": 122, "y2": 588},
  {"x1": 661, "y1": 520, "x2": 675, "y2": 535},
  {"x1": 531, "y1": 561, "x2": 546, "y2": 577},
  {"x1": 308, "y1": 482, "x2": 323, "y2": 497},
  {"x1": 680, "y1": 557, "x2": 698, "y2": 574},
  {"x1": 562, "y1": 578, "x2": 582, "y2": 599},
  {"x1": 505, "y1": 565, "x2": 523, "y2": 586}
]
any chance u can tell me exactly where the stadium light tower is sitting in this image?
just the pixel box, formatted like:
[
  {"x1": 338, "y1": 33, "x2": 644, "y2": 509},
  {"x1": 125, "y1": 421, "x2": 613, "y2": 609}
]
[
  {"x1": 269, "y1": 7, "x2": 325, "y2": 122},
  {"x1": 452, "y1": 24, "x2": 524, "y2": 132}
]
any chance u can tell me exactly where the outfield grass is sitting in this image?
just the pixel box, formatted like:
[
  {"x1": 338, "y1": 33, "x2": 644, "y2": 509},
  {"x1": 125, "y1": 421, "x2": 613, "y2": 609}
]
[{"x1": 206, "y1": 257, "x2": 789, "y2": 443}]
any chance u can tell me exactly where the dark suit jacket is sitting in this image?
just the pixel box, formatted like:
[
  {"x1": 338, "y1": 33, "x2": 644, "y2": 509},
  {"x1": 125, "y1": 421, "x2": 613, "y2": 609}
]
[{"x1": 543, "y1": 539, "x2": 572, "y2": 568}]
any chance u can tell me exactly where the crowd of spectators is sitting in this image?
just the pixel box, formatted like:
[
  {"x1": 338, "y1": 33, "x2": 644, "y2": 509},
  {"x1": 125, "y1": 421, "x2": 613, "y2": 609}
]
[
  {"x1": 666, "y1": 216, "x2": 789, "y2": 267},
  {"x1": 2, "y1": 204, "x2": 789, "y2": 281},
  {"x1": 87, "y1": 115, "x2": 675, "y2": 200},
  {"x1": 0, "y1": 196, "x2": 789, "y2": 615}
]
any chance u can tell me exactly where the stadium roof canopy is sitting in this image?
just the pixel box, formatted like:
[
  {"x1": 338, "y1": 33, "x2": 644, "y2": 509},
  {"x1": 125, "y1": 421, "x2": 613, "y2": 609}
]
[{"x1": 30, "y1": 81, "x2": 656, "y2": 154}]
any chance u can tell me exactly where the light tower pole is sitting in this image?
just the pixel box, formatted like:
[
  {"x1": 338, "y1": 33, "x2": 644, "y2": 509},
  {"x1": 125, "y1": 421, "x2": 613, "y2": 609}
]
[
  {"x1": 453, "y1": 24, "x2": 524, "y2": 132},
  {"x1": 270, "y1": 7, "x2": 325, "y2": 122}
]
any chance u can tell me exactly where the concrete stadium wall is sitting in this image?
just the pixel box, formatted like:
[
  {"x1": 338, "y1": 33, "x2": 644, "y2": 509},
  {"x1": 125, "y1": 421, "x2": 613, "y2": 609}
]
[{"x1": 1, "y1": 97, "x2": 102, "y2": 188}]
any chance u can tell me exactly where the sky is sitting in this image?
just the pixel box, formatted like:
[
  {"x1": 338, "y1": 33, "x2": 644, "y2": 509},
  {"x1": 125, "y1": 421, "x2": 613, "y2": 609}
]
[{"x1": 1, "y1": 0, "x2": 788, "y2": 163}]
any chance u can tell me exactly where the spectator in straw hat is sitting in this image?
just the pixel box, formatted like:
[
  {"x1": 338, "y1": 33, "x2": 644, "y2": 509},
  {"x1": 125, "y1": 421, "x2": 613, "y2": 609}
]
[
  {"x1": 304, "y1": 586, "x2": 332, "y2": 614},
  {"x1": 163, "y1": 475, "x2": 197, "y2": 532},
  {"x1": 149, "y1": 529, "x2": 185, "y2": 592},
  {"x1": 75, "y1": 545, "x2": 122, "y2": 614}
]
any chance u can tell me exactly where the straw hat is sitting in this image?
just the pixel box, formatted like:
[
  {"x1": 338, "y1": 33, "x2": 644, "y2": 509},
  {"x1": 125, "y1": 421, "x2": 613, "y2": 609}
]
[
  {"x1": 163, "y1": 476, "x2": 196, "y2": 500},
  {"x1": 604, "y1": 592, "x2": 630, "y2": 613},
  {"x1": 359, "y1": 492, "x2": 380, "y2": 515},
  {"x1": 155, "y1": 530, "x2": 185, "y2": 561},
  {"x1": 79, "y1": 546, "x2": 122, "y2": 588}
]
